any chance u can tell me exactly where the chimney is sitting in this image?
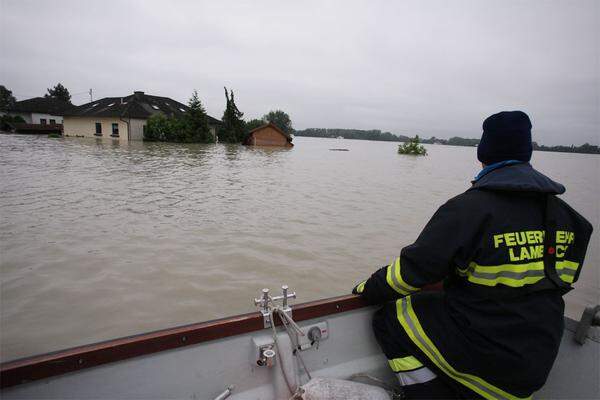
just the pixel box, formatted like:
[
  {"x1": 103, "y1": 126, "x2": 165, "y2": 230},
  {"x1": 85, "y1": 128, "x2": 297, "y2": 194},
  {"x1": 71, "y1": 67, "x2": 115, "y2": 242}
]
[{"x1": 134, "y1": 91, "x2": 144, "y2": 98}]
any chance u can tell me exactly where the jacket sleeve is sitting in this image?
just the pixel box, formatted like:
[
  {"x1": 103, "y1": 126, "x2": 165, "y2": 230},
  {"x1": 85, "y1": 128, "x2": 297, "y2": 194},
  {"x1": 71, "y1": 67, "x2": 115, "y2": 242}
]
[{"x1": 354, "y1": 194, "x2": 483, "y2": 304}]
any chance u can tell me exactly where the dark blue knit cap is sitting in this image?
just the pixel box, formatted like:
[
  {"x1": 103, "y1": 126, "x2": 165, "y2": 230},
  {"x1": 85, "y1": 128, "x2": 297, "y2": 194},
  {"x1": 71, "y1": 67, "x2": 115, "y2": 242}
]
[{"x1": 477, "y1": 111, "x2": 532, "y2": 165}]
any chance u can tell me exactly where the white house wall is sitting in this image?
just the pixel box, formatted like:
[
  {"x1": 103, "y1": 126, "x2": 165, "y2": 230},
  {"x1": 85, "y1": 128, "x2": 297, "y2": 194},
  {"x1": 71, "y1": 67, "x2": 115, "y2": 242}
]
[
  {"x1": 63, "y1": 117, "x2": 129, "y2": 142},
  {"x1": 63, "y1": 116, "x2": 220, "y2": 142},
  {"x1": 128, "y1": 118, "x2": 146, "y2": 141},
  {"x1": 30, "y1": 113, "x2": 63, "y2": 124},
  {"x1": 5, "y1": 112, "x2": 63, "y2": 124}
]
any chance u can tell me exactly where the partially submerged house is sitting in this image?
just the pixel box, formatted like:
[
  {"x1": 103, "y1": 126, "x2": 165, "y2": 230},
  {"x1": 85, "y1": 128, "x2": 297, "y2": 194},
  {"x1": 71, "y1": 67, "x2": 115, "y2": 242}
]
[
  {"x1": 243, "y1": 122, "x2": 294, "y2": 147},
  {"x1": 63, "y1": 91, "x2": 221, "y2": 142},
  {"x1": 2, "y1": 97, "x2": 73, "y2": 125}
]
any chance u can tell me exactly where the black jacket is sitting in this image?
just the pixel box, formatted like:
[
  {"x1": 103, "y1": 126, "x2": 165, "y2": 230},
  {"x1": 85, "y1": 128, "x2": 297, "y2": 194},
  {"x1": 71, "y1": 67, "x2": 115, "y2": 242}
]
[{"x1": 358, "y1": 163, "x2": 593, "y2": 397}]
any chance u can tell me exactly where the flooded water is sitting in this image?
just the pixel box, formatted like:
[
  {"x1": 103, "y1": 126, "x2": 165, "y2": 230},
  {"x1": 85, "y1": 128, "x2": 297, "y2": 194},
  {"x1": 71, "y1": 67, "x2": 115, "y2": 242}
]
[{"x1": 1, "y1": 134, "x2": 598, "y2": 362}]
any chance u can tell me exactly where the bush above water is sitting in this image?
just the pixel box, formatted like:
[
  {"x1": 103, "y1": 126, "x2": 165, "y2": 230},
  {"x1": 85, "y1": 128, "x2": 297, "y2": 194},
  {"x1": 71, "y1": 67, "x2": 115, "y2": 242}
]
[{"x1": 398, "y1": 135, "x2": 427, "y2": 156}]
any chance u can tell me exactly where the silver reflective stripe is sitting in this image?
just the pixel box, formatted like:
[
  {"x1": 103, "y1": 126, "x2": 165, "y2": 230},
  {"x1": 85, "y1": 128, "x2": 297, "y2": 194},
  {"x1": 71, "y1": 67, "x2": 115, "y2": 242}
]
[
  {"x1": 399, "y1": 300, "x2": 512, "y2": 400},
  {"x1": 397, "y1": 367, "x2": 437, "y2": 386},
  {"x1": 469, "y1": 269, "x2": 545, "y2": 280},
  {"x1": 557, "y1": 268, "x2": 576, "y2": 277},
  {"x1": 389, "y1": 267, "x2": 415, "y2": 294}
]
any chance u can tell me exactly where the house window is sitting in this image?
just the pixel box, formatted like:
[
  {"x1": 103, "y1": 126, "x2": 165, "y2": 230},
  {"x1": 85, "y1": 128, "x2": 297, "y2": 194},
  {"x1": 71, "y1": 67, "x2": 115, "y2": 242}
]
[
  {"x1": 95, "y1": 122, "x2": 102, "y2": 136},
  {"x1": 40, "y1": 118, "x2": 47, "y2": 125},
  {"x1": 111, "y1": 123, "x2": 119, "y2": 137},
  {"x1": 49, "y1": 119, "x2": 56, "y2": 125}
]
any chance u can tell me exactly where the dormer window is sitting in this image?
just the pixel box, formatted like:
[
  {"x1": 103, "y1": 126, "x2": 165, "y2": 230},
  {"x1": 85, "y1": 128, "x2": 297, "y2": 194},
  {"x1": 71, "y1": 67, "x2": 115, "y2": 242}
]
[
  {"x1": 151, "y1": 105, "x2": 159, "y2": 110},
  {"x1": 179, "y1": 108, "x2": 185, "y2": 112},
  {"x1": 107, "y1": 103, "x2": 115, "y2": 107}
]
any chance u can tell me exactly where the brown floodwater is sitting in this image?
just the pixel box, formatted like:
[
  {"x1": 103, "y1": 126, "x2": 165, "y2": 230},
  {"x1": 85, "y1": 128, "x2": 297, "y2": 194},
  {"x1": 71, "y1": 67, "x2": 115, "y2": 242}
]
[{"x1": 0, "y1": 134, "x2": 598, "y2": 362}]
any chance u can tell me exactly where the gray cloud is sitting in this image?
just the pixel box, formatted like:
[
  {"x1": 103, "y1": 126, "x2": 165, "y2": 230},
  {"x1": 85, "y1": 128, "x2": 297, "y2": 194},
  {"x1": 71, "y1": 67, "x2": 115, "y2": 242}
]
[{"x1": 1, "y1": 0, "x2": 598, "y2": 145}]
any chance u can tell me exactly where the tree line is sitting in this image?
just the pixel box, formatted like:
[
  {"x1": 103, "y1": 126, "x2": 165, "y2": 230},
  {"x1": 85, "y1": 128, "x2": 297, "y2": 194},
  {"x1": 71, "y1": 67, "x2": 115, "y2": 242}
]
[
  {"x1": 295, "y1": 128, "x2": 599, "y2": 155},
  {"x1": 531, "y1": 142, "x2": 599, "y2": 155},
  {"x1": 295, "y1": 128, "x2": 406, "y2": 142},
  {"x1": 420, "y1": 136, "x2": 599, "y2": 154}
]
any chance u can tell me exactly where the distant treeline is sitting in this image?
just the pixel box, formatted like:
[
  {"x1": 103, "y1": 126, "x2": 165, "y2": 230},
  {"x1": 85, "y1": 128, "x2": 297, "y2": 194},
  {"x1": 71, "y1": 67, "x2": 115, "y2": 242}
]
[
  {"x1": 295, "y1": 128, "x2": 408, "y2": 142},
  {"x1": 531, "y1": 142, "x2": 599, "y2": 154},
  {"x1": 420, "y1": 136, "x2": 480, "y2": 147},
  {"x1": 294, "y1": 128, "x2": 599, "y2": 154}
]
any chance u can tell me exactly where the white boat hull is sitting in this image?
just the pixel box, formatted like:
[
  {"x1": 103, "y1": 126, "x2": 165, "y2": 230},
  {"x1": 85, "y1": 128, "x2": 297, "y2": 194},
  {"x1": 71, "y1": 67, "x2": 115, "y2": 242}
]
[{"x1": 2, "y1": 299, "x2": 598, "y2": 399}]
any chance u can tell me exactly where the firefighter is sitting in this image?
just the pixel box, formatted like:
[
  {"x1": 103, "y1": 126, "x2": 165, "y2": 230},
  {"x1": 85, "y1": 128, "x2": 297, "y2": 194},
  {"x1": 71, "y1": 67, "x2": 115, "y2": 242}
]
[{"x1": 353, "y1": 111, "x2": 593, "y2": 399}]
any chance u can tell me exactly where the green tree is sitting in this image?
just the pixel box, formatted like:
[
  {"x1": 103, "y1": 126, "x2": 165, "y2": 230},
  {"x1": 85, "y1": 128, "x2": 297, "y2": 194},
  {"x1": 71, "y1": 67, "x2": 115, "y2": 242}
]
[
  {"x1": 0, "y1": 85, "x2": 16, "y2": 110},
  {"x1": 45, "y1": 83, "x2": 72, "y2": 103},
  {"x1": 263, "y1": 109, "x2": 293, "y2": 135},
  {"x1": 218, "y1": 87, "x2": 245, "y2": 143},
  {"x1": 184, "y1": 90, "x2": 214, "y2": 143},
  {"x1": 1, "y1": 114, "x2": 26, "y2": 131},
  {"x1": 245, "y1": 118, "x2": 265, "y2": 133},
  {"x1": 144, "y1": 91, "x2": 215, "y2": 143},
  {"x1": 144, "y1": 114, "x2": 172, "y2": 141},
  {"x1": 164, "y1": 117, "x2": 187, "y2": 142},
  {"x1": 398, "y1": 135, "x2": 427, "y2": 156}
]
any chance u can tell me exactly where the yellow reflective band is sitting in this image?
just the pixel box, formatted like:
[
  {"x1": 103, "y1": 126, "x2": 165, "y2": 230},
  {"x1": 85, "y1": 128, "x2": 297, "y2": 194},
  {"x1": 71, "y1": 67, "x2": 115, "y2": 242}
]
[
  {"x1": 386, "y1": 257, "x2": 420, "y2": 295},
  {"x1": 468, "y1": 274, "x2": 544, "y2": 287},
  {"x1": 466, "y1": 261, "x2": 544, "y2": 288},
  {"x1": 556, "y1": 260, "x2": 579, "y2": 283},
  {"x1": 388, "y1": 356, "x2": 423, "y2": 372},
  {"x1": 472, "y1": 261, "x2": 544, "y2": 274},
  {"x1": 394, "y1": 258, "x2": 419, "y2": 292},
  {"x1": 356, "y1": 280, "x2": 366, "y2": 294},
  {"x1": 465, "y1": 260, "x2": 580, "y2": 288},
  {"x1": 556, "y1": 260, "x2": 579, "y2": 270},
  {"x1": 396, "y1": 297, "x2": 532, "y2": 400}
]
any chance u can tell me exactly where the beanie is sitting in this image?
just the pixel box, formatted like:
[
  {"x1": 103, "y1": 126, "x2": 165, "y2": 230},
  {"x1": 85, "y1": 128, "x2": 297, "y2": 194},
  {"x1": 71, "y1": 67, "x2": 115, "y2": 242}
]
[{"x1": 477, "y1": 111, "x2": 532, "y2": 165}]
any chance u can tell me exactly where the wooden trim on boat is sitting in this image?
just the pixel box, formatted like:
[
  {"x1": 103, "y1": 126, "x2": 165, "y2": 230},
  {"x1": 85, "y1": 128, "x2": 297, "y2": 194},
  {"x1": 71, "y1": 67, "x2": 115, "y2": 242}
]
[{"x1": 0, "y1": 294, "x2": 368, "y2": 389}]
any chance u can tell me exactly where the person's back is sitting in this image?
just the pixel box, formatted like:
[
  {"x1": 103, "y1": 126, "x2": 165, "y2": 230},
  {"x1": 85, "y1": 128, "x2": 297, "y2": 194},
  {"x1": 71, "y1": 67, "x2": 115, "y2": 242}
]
[{"x1": 353, "y1": 111, "x2": 593, "y2": 399}]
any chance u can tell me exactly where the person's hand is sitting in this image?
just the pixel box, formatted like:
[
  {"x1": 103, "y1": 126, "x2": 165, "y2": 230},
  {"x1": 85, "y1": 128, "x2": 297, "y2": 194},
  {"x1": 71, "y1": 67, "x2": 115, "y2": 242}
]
[{"x1": 352, "y1": 280, "x2": 367, "y2": 295}]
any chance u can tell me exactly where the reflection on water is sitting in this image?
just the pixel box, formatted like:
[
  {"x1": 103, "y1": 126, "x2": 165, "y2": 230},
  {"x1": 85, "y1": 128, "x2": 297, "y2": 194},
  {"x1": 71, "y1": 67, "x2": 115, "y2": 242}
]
[{"x1": 0, "y1": 134, "x2": 598, "y2": 361}]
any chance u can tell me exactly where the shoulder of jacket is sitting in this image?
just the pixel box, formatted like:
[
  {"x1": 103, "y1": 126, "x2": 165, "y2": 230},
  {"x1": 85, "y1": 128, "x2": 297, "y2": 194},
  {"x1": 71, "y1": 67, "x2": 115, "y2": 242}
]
[
  {"x1": 443, "y1": 189, "x2": 490, "y2": 208},
  {"x1": 439, "y1": 190, "x2": 503, "y2": 222},
  {"x1": 552, "y1": 196, "x2": 594, "y2": 234}
]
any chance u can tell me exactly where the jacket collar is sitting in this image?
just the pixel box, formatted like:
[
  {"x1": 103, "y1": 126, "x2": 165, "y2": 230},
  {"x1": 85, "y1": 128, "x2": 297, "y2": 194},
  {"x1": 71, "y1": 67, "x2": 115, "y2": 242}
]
[
  {"x1": 473, "y1": 160, "x2": 523, "y2": 182},
  {"x1": 469, "y1": 163, "x2": 565, "y2": 194}
]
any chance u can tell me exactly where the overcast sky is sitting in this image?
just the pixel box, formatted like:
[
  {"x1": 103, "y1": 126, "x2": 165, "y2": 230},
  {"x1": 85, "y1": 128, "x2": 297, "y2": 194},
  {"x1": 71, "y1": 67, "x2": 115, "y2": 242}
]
[{"x1": 1, "y1": 0, "x2": 598, "y2": 145}]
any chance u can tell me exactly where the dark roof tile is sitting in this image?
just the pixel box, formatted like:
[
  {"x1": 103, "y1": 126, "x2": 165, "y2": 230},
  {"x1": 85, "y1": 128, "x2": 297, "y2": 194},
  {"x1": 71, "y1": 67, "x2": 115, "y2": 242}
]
[
  {"x1": 8, "y1": 97, "x2": 74, "y2": 115},
  {"x1": 64, "y1": 91, "x2": 221, "y2": 124}
]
